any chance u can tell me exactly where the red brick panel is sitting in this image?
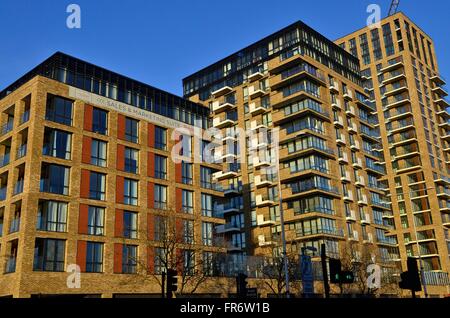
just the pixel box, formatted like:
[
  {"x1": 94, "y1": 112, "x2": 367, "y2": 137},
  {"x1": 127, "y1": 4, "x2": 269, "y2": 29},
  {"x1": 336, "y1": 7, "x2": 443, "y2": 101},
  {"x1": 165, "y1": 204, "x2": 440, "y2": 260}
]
[
  {"x1": 148, "y1": 247, "x2": 155, "y2": 274},
  {"x1": 113, "y1": 243, "x2": 123, "y2": 274},
  {"x1": 116, "y1": 176, "x2": 124, "y2": 203},
  {"x1": 84, "y1": 104, "x2": 93, "y2": 131},
  {"x1": 147, "y1": 152, "x2": 154, "y2": 177},
  {"x1": 117, "y1": 114, "x2": 126, "y2": 140},
  {"x1": 76, "y1": 241, "x2": 87, "y2": 272},
  {"x1": 147, "y1": 182, "x2": 154, "y2": 208},
  {"x1": 175, "y1": 163, "x2": 182, "y2": 183},
  {"x1": 176, "y1": 188, "x2": 183, "y2": 212},
  {"x1": 81, "y1": 136, "x2": 92, "y2": 164},
  {"x1": 80, "y1": 169, "x2": 90, "y2": 198},
  {"x1": 115, "y1": 209, "x2": 124, "y2": 237},
  {"x1": 175, "y1": 218, "x2": 184, "y2": 243},
  {"x1": 117, "y1": 144, "x2": 125, "y2": 171},
  {"x1": 176, "y1": 248, "x2": 183, "y2": 274},
  {"x1": 148, "y1": 123, "x2": 155, "y2": 148},
  {"x1": 78, "y1": 204, "x2": 89, "y2": 234},
  {"x1": 147, "y1": 213, "x2": 154, "y2": 241}
]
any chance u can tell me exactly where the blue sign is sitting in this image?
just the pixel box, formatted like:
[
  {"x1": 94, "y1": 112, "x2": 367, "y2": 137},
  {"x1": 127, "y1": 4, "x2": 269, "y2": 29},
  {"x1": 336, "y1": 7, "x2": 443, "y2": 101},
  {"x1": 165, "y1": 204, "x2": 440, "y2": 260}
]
[{"x1": 300, "y1": 255, "x2": 314, "y2": 294}]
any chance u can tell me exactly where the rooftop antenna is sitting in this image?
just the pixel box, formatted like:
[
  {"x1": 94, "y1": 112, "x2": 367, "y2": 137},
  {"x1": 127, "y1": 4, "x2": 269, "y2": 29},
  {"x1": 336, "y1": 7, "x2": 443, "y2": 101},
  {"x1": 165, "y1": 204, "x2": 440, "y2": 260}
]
[{"x1": 388, "y1": 0, "x2": 400, "y2": 16}]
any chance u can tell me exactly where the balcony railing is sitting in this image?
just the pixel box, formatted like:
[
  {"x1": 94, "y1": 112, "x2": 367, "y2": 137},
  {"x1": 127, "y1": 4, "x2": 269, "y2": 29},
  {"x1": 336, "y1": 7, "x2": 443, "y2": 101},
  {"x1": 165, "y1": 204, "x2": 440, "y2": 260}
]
[
  {"x1": 0, "y1": 121, "x2": 13, "y2": 136},
  {"x1": 13, "y1": 179, "x2": 24, "y2": 195},
  {"x1": 295, "y1": 227, "x2": 344, "y2": 238},
  {"x1": 16, "y1": 144, "x2": 27, "y2": 159},
  {"x1": 280, "y1": 63, "x2": 326, "y2": 83},
  {"x1": 5, "y1": 257, "x2": 16, "y2": 273},
  {"x1": 0, "y1": 153, "x2": 10, "y2": 167},
  {"x1": 0, "y1": 187, "x2": 6, "y2": 200},
  {"x1": 20, "y1": 111, "x2": 30, "y2": 124}
]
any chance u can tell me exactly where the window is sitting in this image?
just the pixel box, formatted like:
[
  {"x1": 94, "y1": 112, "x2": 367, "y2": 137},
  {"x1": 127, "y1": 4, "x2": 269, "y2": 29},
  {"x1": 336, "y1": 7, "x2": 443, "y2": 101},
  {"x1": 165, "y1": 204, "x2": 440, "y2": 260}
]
[
  {"x1": 154, "y1": 215, "x2": 167, "y2": 242},
  {"x1": 91, "y1": 139, "x2": 107, "y2": 167},
  {"x1": 88, "y1": 206, "x2": 104, "y2": 235},
  {"x1": 123, "y1": 211, "x2": 138, "y2": 239},
  {"x1": 40, "y1": 163, "x2": 69, "y2": 195},
  {"x1": 154, "y1": 155, "x2": 167, "y2": 179},
  {"x1": 33, "y1": 238, "x2": 65, "y2": 272},
  {"x1": 202, "y1": 222, "x2": 213, "y2": 246},
  {"x1": 183, "y1": 250, "x2": 195, "y2": 276},
  {"x1": 154, "y1": 184, "x2": 167, "y2": 210},
  {"x1": 182, "y1": 190, "x2": 194, "y2": 214},
  {"x1": 200, "y1": 166, "x2": 214, "y2": 189},
  {"x1": 86, "y1": 242, "x2": 103, "y2": 273},
  {"x1": 122, "y1": 245, "x2": 137, "y2": 274},
  {"x1": 154, "y1": 247, "x2": 166, "y2": 274},
  {"x1": 89, "y1": 172, "x2": 106, "y2": 200},
  {"x1": 182, "y1": 161, "x2": 193, "y2": 185},
  {"x1": 155, "y1": 126, "x2": 167, "y2": 150},
  {"x1": 124, "y1": 147, "x2": 139, "y2": 173},
  {"x1": 201, "y1": 193, "x2": 214, "y2": 217},
  {"x1": 124, "y1": 178, "x2": 138, "y2": 205},
  {"x1": 46, "y1": 95, "x2": 73, "y2": 126},
  {"x1": 180, "y1": 135, "x2": 192, "y2": 157},
  {"x1": 43, "y1": 128, "x2": 72, "y2": 160},
  {"x1": 183, "y1": 219, "x2": 194, "y2": 244},
  {"x1": 92, "y1": 108, "x2": 108, "y2": 135},
  {"x1": 37, "y1": 200, "x2": 67, "y2": 232},
  {"x1": 125, "y1": 118, "x2": 139, "y2": 143}
]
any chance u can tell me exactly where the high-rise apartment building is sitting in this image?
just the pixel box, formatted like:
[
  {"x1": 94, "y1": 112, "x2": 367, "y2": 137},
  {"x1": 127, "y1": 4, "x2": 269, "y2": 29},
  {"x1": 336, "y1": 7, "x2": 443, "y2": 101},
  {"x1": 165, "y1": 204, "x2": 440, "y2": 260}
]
[
  {"x1": 0, "y1": 52, "x2": 227, "y2": 298},
  {"x1": 336, "y1": 12, "x2": 450, "y2": 296},
  {"x1": 184, "y1": 21, "x2": 400, "y2": 288}
]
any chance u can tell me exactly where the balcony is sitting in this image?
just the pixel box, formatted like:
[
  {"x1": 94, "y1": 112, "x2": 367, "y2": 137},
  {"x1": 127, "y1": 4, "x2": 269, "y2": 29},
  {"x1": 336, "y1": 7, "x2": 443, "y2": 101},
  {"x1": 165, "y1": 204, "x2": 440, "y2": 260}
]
[
  {"x1": 345, "y1": 210, "x2": 357, "y2": 221},
  {"x1": 338, "y1": 151, "x2": 348, "y2": 164},
  {"x1": 365, "y1": 162, "x2": 386, "y2": 175},
  {"x1": 343, "y1": 190, "x2": 354, "y2": 202},
  {"x1": 352, "y1": 157, "x2": 363, "y2": 169},
  {"x1": 16, "y1": 144, "x2": 27, "y2": 159},
  {"x1": 329, "y1": 81, "x2": 339, "y2": 93},
  {"x1": 212, "y1": 86, "x2": 233, "y2": 98},
  {"x1": 294, "y1": 228, "x2": 345, "y2": 240},
  {"x1": 382, "y1": 82, "x2": 408, "y2": 98},
  {"x1": 435, "y1": 97, "x2": 450, "y2": 108},
  {"x1": 216, "y1": 223, "x2": 241, "y2": 234},
  {"x1": 376, "y1": 236, "x2": 398, "y2": 246},
  {"x1": 257, "y1": 214, "x2": 276, "y2": 227},
  {"x1": 345, "y1": 104, "x2": 357, "y2": 117},
  {"x1": 248, "y1": 85, "x2": 268, "y2": 99},
  {"x1": 340, "y1": 170, "x2": 351, "y2": 183},
  {"x1": 331, "y1": 98, "x2": 342, "y2": 110},
  {"x1": 349, "y1": 230, "x2": 359, "y2": 242},
  {"x1": 343, "y1": 89, "x2": 353, "y2": 100},
  {"x1": 0, "y1": 121, "x2": 13, "y2": 137},
  {"x1": 271, "y1": 64, "x2": 326, "y2": 90},
  {"x1": 212, "y1": 99, "x2": 236, "y2": 113},
  {"x1": 336, "y1": 134, "x2": 346, "y2": 146},
  {"x1": 256, "y1": 194, "x2": 276, "y2": 207},
  {"x1": 253, "y1": 155, "x2": 272, "y2": 168},
  {"x1": 271, "y1": 86, "x2": 321, "y2": 109},
  {"x1": 13, "y1": 179, "x2": 24, "y2": 195},
  {"x1": 216, "y1": 202, "x2": 242, "y2": 217},
  {"x1": 382, "y1": 94, "x2": 411, "y2": 109},
  {"x1": 381, "y1": 70, "x2": 406, "y2": 85},
  {"x1": 350, "y1": 140, "x2": 360, "y2": 151},
  {"x1": 213, "y1": 113, "x2": 237, "y2": 129},
  {"x1": 250, "y1": 119, "x2": 269, "y2": 132},
  {"x1": 223, "y1": 183, "x2": 242, "y2": 196},
  {"x1": 442, "y1": 214, "x2": 450, "y2": 227},
  {"x1": 355, "y1": 176, "x2": 366, "y2": 187},
  {"x1": 358, "y1": 194, "x2": 369, "y2": 206},
  {"x1": 347, "y1": 121, "x2": 358, "y2": 134},
  {"x1": 0, "y1": 153, "x2": 10, "y2": 168},
  {"x1": 360, "y1": 213, "x2": 371, "y2": 225},
  {"x1": 213, "y1": 166, "x2": 239, "y2": 181},
  {"x1": 273, "y1": 101, "x2": 329, "y2": 125},
  {"x1": 249, "y1": 102, "x2": 270, "y2": 116},
  {"x1": 371, "y1": 199, "x2": 391, "y2": 210},
  {"x1": 363, "y1": 233, "x2": 374, "y2": 244},
  {"x1": 282, "y1": 183, "x2": 340, "y2": 200},
  {"x1": 432, "y1": 85, "x2": 448, "y2": 97},
  {"x1": 379, "y1": 56, "x2": 404, "y2": 73},
  {"x1": 333, "y1": 115, "x2": 344, "y2": 128},
  {"x1": 255, "y1": 174, "x2": 277, "y2": 188},
  {"x1": 248, "y1": 71, "x2": 265, "y2": 82},
  {"x1": 355, "y1": 95, "x2": 376, "y2": 111},
  {"x1": 436, "y1": 109, "x2": 450, "y2": 119},
  {"x1": 258, "y1": 234, "x2": 277, "y2": 247},
  {"x1": 430, "y1": 73, "x2": 446, "y2": 86}
]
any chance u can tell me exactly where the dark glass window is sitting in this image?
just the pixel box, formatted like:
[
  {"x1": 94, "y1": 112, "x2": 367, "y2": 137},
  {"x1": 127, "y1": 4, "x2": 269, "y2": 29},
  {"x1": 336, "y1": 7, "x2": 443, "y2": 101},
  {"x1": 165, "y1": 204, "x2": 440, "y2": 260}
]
[
  {"x1": 123, "y1": 211, "x2": 138, "y2": 239},
  {"x1": 125, "y1": 118, "x2": 139, "y2": 143},
  {"x1": 37, "y1": 200, "x2": 67, "y2": 232},
  {"x1": 40, "y1": 163, "x2": 69, "y2": 195},
  {"x1": 91, "y1": 139, "x2": 107, "y2": 167},
  {"x1": 45, "y1": 95, "x2": 73, "y2": 126},
  {"x1": 86, "y1": 242, "x2": 103, "y2": 273},
  {"x1": 33, "y1": 238, "x2": 65, "y2": 272},
  {"x1": 89, "y1": 172, "x2": 106, "y2": 200},
  {"x1": 88, "y1": 206, "x2": 104, "y2": 235},
  {"x1": 154, "y1": 126, "x2": 167, "y2": 150},
  {"x1": 125, "y1": 147, "x2": 139, "y2": 173},
  {"x1": 122, "y1": 245, "x2": 137, "y2": 274},
  {"x1": 182, "y1": 161, "x2": 193, "y2": 185},
  {"x1": 154, "y1": 155, "x2": 167, "y2": 179},
  {"x1": 92, "y1": 107, "x2": 108, "y2": 135},
  {"x1": 124, "y1": 178, "x2": 138, "y2": 205},
  {"x1": 42, "y1": 128, "x2": 72, "y2": 160}
]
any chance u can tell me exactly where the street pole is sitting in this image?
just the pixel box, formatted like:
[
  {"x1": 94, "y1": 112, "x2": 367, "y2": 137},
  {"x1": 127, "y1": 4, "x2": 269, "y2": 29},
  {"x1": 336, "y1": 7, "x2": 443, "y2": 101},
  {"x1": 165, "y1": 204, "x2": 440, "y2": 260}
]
[
  {"x1": 162, "y1": 271, "x2": 166, "y2": 299},
  {"x1": 274, "y1": 127, "x2": 290, "y2": 298},
  {"x1": 321, "y1": 243, "x2": 330, "y2": 298}
]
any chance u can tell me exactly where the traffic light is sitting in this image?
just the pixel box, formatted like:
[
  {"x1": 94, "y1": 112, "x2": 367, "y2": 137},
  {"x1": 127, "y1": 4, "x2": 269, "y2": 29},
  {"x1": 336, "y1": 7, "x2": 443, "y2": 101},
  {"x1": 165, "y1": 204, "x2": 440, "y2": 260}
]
[
  {"x1": 329, "y1": 259, "x2": 342, "y2": 284},
  {"x1": 399, "y1": 258, "x2": 421, "y2": 292},
  {"x1": 340, "y1": 271, "x2": 354, "y2": 284},
  {"x1": 166, "y1": 268, "x2": 178, "y2": 298},
  {"x1": 236, "y1": 273, "x2": 248, "y2": 298}
]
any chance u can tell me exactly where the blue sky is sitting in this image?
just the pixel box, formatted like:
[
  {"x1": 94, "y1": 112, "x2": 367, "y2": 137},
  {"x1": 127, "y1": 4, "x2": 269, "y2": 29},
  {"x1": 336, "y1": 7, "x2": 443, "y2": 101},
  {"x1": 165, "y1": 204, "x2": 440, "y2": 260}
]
[{"x1": 0, "y1": 0, "x2": 449, "y2": 96}]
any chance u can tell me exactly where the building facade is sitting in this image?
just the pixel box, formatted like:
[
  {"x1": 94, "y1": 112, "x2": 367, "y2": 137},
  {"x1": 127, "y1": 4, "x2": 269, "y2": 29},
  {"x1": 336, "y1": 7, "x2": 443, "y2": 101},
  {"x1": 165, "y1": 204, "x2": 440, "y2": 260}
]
[
  {"x1": 184, "y1": 21, "x2": 401, "y2": 290},
  {"x1": 336, "y1": 12, "x2": 450, "y2": 296},
  {"x1": 0, "y1": 52, "x2": 228, "y2": 298}
]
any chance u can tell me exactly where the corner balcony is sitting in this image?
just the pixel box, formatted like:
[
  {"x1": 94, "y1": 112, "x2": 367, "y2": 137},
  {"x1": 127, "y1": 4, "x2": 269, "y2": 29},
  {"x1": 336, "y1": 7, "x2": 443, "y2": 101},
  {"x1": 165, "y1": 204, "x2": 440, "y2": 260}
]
[
  {"x1": 257, "y1": 214, "x2": 276, "y2": 227},
  {"x1": 378, "y1": 56, "x2": 404, "y2": 74},
  {"x1": 271, "y1": 88, "x2": 321, "y2": 110},
  {"x1": 382, "y1": 94, "x2": 411, "y2": 110},
  {"x1": 270, "y1": 64, "x2": 326, "y2": 90},
  {"x1": 212, "y1": 166, "x2": 239, "y2": 181},
  {"x1": 434, "y1": 97, "x2": 450, "y2": 108},
  {"x1": 382, "y1": 83, "x2": 408, "y2": 98},
  {"x1": 273, "y1": 102, "x2": 330, "y2": 125},
  {"x1": 248, "y1": 71, "x2": 265, "y2": 82},
  {"x1": 216, "y1": 223, "x2": 241, "y2": 234},
  {"x1": 212, "y1": 99, "x2": 236, "y2": 113},
  {"x1": 381, "y1": 70, "x2": 406, "y2": 86},
  {"x1": 212, "y1": 86, "x2": 233, "y2": 98},
  {"x1": 249, "y1": 102, "x2": 270, "y2": 116},
  {"x1": 282, "y1": 183, "x2": 340, "y2": 200},
  {"x1": 430, "y1": 73, "x2": 446, "y2": 86},
  {"x1": 248, "y1": 85, "x2": 268, "y2": 99},
  {"x1": 213, "y1": 113, "x2": 237, "y2": 129},
  {"x1": 256, "y1": 194, "x2": 277, "y2": 207},
  {"x1": 436, "y1": 109, "x2": 450, "y2": 119},
  {"x1": 255, "y1": 174, "x2": 277, "y2": 188},
  {"x1": 432, "y1": 85, "x2": 448, "y2": 97}
]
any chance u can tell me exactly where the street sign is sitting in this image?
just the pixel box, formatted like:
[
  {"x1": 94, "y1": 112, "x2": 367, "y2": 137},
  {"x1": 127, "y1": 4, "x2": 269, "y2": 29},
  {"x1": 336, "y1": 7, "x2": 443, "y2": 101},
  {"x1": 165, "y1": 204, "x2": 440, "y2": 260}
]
[
  {"x1": 246, "y1": 288, "x2": 258, "y2": 298},
  {"x1": 300, "y1": 255, "x2": 314, "y2": 294}
]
